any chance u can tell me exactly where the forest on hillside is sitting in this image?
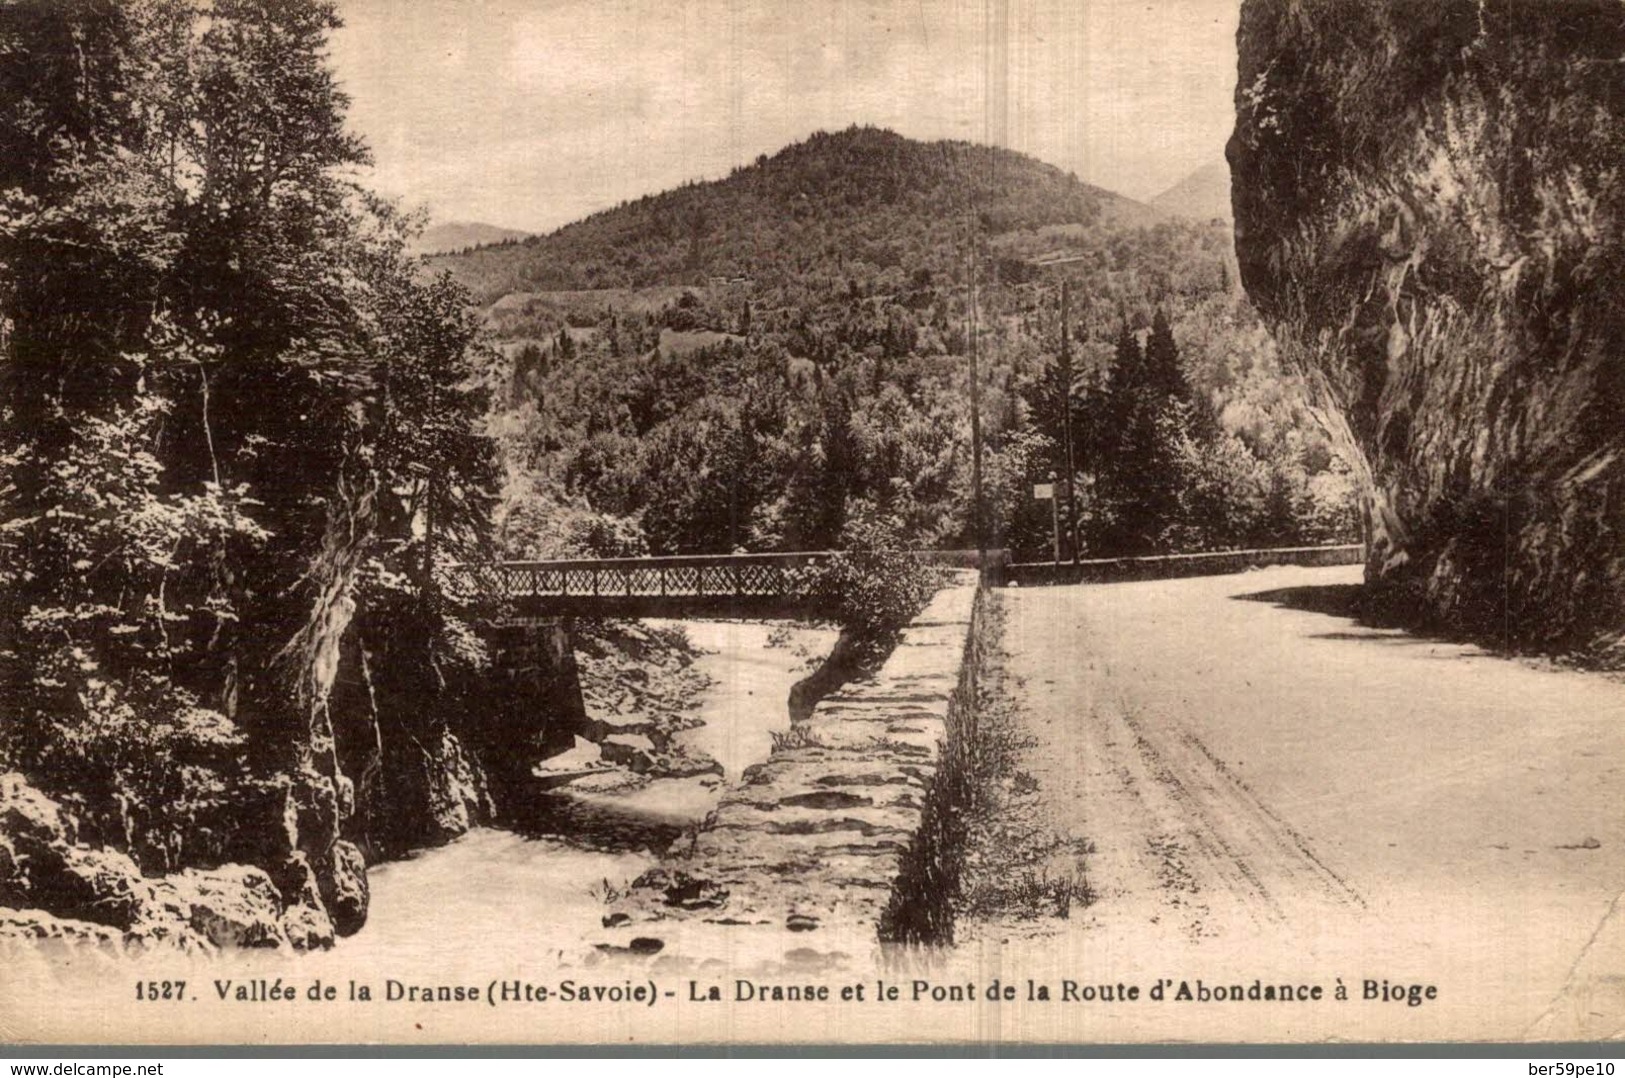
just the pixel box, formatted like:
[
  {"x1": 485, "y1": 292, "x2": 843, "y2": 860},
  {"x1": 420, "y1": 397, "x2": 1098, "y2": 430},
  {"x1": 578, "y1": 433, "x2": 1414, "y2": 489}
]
[
  {"x1": 429, "y1": 127, "x2": 1149, "y2": 301},
  {"x1": 437, "y1": 128, "x2": 1360, "y2": 565}
]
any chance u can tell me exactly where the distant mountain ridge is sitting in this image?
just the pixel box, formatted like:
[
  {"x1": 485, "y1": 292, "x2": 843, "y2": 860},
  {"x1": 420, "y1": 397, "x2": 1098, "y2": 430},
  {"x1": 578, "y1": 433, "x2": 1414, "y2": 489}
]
[
  {"x1": 1149, "y1": 162, "x2": 1232, "y2": 222},
  {"x1": 432, "y1": 125, "x2": 1160, "y2": 303},
  {"x1": 411, "y1": 221, "x2": 529, "y2": 256}
]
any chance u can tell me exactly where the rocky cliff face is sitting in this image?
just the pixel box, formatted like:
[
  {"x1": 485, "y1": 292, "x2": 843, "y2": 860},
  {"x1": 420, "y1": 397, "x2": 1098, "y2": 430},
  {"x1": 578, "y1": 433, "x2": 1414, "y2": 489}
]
[
  {"x1": 0, "y1": 773, "x2": 332, "y2": 955},
  {"x1": 1230, "y1": 0, "x2": 1625, "y2": 657},
  {"x1": 0, "y1": 619, "x2": 719, "y2": 955}
]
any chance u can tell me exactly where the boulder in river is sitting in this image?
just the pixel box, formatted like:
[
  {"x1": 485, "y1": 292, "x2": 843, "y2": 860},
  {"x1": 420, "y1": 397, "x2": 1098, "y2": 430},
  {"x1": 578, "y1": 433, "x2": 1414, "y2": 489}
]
[
  {"x1": 600, "y1": 734, "x2": 659, "y2": 772},
  {"x1": 631, "y1": 867, "x2": 729, "y2": 910},
  {"x1": 170, "y1": 866, "x2": 287, "y2": 949},
  {"x1": 317, "y1": 839, "x2": 369, "y2": 938},
  {"x1": 1, "y1": 773, "x2": 145, "y2": 930}
]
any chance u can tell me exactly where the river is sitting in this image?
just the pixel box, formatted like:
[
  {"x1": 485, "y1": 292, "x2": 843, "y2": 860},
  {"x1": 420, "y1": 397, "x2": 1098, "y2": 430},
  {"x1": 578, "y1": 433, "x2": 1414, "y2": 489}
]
[{"x1": 336, "y1": 618, "x2": 839, "y2": 967}]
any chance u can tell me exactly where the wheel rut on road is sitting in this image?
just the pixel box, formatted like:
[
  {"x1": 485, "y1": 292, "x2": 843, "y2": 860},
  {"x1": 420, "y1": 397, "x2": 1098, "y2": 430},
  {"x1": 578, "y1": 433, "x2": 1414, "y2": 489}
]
[{"x1": 998, "y1": 589, "x2": 1364, "y2": 944}]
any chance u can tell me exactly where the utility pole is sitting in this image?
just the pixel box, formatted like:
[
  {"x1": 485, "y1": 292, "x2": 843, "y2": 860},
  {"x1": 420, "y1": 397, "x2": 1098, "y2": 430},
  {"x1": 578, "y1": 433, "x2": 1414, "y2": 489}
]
[
  {"x1": 1060, "y1": 280, "x2": 1079, "y2": 563},
  {"x1": 1049, "y1": 474, "x2": 1061, "y2": 563},
  {"x1": 969, "y1": 258, "x2": 987, "y2": 568},
  {"x1": 957, "y1": 138, "x2": 990, "y2": 572}
]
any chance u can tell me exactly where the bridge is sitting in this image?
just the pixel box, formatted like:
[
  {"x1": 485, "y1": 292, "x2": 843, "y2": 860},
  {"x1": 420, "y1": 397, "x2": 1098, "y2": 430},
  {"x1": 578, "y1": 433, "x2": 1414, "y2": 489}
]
[
  {"x1": 463, "y1": 549, "x2": 1002, "y2": 619},
  {"x1": 457, "y1": 551, "x2": 857, "y2": 789},
  {"x1": 471, "y1": 551, "x2": 842, "y2": 619}
]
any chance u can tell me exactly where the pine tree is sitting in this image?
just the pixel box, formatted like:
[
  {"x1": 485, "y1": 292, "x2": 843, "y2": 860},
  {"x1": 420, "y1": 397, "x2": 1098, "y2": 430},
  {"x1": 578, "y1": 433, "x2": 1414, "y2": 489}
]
[
  {"x1": 1144, "y1": 308, "x2": 1187, "y2": 401},
  {"x1": 1092, "y1": 319, "x2": 1184, "y2": 554}
]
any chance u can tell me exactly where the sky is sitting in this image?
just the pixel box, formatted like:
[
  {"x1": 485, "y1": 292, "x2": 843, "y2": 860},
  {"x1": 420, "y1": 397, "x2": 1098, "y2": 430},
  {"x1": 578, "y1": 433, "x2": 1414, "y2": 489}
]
[{"x1": 328, "y1": 0, "x2": 1241, "y2": 234}]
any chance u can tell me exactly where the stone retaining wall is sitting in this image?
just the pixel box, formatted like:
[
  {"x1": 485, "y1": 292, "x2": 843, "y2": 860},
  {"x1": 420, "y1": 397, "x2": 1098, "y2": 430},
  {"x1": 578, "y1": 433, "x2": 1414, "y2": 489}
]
[
  {"x1": 1006, "y1": 543, "x2": 1363, "y2": 587},
  {"x1": 594, "y1": 571, "x2": 981, "y2": 968}
]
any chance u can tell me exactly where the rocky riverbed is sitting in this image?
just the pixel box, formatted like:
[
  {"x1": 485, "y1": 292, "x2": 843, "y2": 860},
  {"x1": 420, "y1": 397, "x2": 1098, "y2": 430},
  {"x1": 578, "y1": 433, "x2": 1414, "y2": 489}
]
[{"x1": 593, "y1": 576, "x2": 981, "y2": 971}]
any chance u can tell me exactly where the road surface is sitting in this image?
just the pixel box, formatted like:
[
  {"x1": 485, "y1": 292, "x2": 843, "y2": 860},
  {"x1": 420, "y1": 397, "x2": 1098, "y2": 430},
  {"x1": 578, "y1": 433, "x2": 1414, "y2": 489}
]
[{"x1": 983, "y1": 564, "x2": 1625, "y2": 1041}]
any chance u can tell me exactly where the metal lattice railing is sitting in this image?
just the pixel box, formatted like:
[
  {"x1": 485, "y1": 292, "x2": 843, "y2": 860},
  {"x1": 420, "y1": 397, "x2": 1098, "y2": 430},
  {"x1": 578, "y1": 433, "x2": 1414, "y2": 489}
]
[
  {"x1": 452, "y1": 549, "x2": 1001, "y2": 616},
  {"x1": 470, "y1": 551, "x2": 838, "y2": 606}
]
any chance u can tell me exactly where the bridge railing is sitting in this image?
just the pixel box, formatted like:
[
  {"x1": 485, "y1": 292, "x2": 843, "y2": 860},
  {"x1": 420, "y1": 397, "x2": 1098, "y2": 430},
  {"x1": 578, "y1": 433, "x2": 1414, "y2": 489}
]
[
  {"x1": 474, "y1": 551, "x2": 840, "y2": 605},
  {"x1": 456, "y1": 549, "x2": 1012, "y2": 616},
  {"x1": 1004, "y1": 542, "x2": 1363, "y2": 586}
]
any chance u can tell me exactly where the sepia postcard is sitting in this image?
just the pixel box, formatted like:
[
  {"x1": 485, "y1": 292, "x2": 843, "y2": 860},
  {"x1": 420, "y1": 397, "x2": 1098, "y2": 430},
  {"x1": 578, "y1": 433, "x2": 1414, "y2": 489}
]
[{"x1": 1, "y1": 0, "x2": 1621, "y2": 1050}]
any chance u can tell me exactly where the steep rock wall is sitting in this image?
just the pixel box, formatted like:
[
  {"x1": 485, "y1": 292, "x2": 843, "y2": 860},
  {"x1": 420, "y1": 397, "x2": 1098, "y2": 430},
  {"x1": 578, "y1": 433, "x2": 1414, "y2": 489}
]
[{"x1": 1230, "y1": 0, "x2": 1625, "y2": 657}]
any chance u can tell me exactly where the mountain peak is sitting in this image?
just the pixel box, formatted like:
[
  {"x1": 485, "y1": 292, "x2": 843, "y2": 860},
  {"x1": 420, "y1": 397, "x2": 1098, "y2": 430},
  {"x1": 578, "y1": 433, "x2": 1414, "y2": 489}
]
[
  {"x1": 432, "y1": 126, "x2": 1160, "y2": 302},
  {"x1": 410, "y1": 221, "x2": 529, "y2": 256},
  {"x1": 1149, "y1": 162, "x2": 1232, "y2": 222}
]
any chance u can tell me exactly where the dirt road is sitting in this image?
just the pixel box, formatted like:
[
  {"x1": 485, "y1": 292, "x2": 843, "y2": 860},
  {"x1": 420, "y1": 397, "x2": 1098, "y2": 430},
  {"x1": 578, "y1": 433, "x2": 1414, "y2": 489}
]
[{"x1": 980, "y1": 564, "x2": 1625, "y2": 1040}]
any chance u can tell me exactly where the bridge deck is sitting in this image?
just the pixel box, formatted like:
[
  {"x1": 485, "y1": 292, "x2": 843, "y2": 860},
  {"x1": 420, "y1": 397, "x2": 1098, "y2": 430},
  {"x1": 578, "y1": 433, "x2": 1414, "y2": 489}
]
[
  {"x1": 474, "y1": 551, "x2": 839, "y2": 618},
  {"x1": 464, "y1": 549, "x2": 1005, "y2": 619}
]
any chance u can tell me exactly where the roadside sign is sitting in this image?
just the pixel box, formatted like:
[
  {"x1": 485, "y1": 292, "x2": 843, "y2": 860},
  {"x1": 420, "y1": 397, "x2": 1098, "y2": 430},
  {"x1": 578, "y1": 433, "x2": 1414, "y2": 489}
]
[{"x1": 1033, "y1": 483, "x2": 1054, "y2": 500}]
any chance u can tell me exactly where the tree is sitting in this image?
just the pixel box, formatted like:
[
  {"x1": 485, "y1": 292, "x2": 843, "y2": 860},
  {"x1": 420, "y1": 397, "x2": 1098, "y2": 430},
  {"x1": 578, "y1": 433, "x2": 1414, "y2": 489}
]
[
  {"x1": 1091, "y1": 319, "x2": 1185, "y2": 554},
  {"x1": 1017, "y1": 352, "x2": 1079, "y2": 559},
  {"x1": 0, "y1": 0, "x2": 498, "y2": 931},
  {"x1": 1144, "y1": 308, "x2": 1188, "y2": 402}
]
